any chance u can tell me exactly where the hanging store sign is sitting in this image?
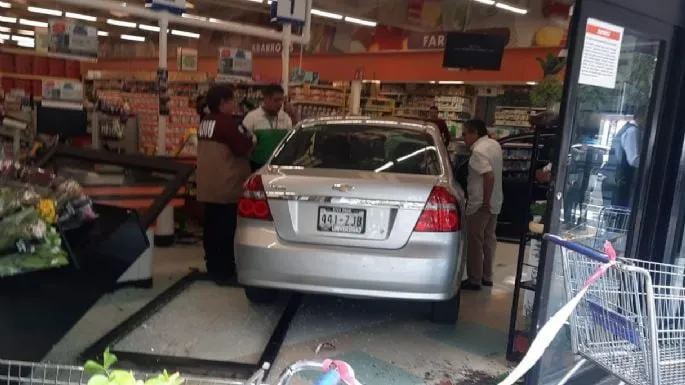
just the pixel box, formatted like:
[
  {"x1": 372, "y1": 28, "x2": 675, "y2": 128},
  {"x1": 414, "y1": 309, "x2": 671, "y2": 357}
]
[
  {"x1": 48, "y1": 20, "x2": 98, "y2": 61},
  {"x1": 578, "y1": 18, "x2": 624, "y2": 89},
  {"x1": 217, "y1": 47, "x2": 253, "y2": 78},
  {"x1": 270, "y1": 0, "x2": 307, "y2": 26},
  {"x1": 146, "y1": 0, "x2": 186, "y2": 14}
]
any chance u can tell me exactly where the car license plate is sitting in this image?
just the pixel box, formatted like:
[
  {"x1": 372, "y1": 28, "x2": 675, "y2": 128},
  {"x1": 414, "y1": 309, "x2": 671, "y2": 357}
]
[{"x1": 317, "y1": 206, "x2": 366, "y2": 234}]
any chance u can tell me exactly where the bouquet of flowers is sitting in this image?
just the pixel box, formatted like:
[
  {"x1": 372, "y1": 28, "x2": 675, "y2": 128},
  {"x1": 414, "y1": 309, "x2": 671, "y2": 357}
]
[{"x1": 0, "y1": 161, "x2": 97, "y2": 277}]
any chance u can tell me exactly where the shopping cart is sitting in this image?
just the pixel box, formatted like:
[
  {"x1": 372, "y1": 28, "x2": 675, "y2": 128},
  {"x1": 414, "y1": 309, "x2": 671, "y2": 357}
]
[
  {"x1": 565, "y1": 205, "x2": 630, "y2": 254},
  {"x1": 0, "y1": 358, "x2": 361, "y2": 385},
  {"x1": 544, "y1": 234, "x2": 685, "y2": 385}
]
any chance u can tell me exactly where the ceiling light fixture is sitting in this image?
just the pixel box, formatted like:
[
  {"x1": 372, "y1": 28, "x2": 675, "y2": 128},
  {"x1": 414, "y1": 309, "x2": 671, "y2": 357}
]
[
  {"x1": 311, "y1": 9, "x2": 344, "y2": 20},
  {"x1": 0, "y1": 16, "x2": 17, "y2": 24},
  {"x1": 18, "y1": 40, "x2": 34, "y2": 48},
  {"x1": 472, "y1": 0, "x2": 496, "y2": 5},
  {"x1": 171, "y1": 29, "x2": 200, "y2": 39},
  {"x1": 526, "y1": 81, "x2": 538, "y2": 85},
  {"x1": 17, "y1": 29, "x2": 34, "y2": 36},
  {"x1": 0, "y1": 26, "x2": 10, "y2": 32},
  {"x1": 139, "y1": 24, "x2": 161, "y2": 32},
  {"x1": 495, "y1": 2, "x2": 528, "y2": 14},
  {"x1": 19, "y1": 19, "x2": 48, "y2": 28},
  {"x1": 344, "y1": 16, "x2": 377, "y2": 27},
  {"x1": 0, "y1": 33, "x2": 9, "y2": 40},
  {"x1": 181, "y1": 13, "x2": 207, "y2": 21},
  {"x1": 121, "y1": 34, "x2": 145, "y2": 42},
  {"x1": 438, "y1": 80, "x2": 465, "y2": 85},
  {"x1": 65, "y1": 12, "x2": 97, "y2": 22},
  {"x1": 12, "y1": 35, "x2": 33, "y2": 42},
  {"x1": 0, "y1": 1, "x2": 10, "y2": 8},
  {"x1": 97, "y1": 30, "x2": 109, "y2": 36},
  {"x1": 107, "y1": 19, "x2": 137, "y2": 28},
  {"x1": 246, "y1": 0, "x2": 263, "y2": 3},
  {"x1": 27, "y1": 6, "x2": 62, "y2": 16}
]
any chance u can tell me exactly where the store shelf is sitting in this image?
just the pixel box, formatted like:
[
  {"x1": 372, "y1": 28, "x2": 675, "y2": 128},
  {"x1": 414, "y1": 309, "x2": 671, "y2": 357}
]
[
  {"x1": 291, "y1": 100, "x2": 343, "y2": 107},
  {"x1": 0, "y1": 72, "x2": 76, "y2": 82}
]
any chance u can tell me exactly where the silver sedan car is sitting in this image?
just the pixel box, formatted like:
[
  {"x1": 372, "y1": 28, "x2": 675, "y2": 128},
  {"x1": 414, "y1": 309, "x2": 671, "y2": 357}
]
[{"x1": 235, "y1": 117, "x2": 466, "y2": 323}]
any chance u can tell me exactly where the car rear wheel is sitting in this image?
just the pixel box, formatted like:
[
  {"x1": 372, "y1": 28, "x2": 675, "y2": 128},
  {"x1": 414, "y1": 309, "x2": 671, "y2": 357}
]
[
  {"x1": 430, "y1": 292, "x2": 461, "y2": 324},
  {"x1": 244, "y1": 287, "x2": 278, "y2": 304}
]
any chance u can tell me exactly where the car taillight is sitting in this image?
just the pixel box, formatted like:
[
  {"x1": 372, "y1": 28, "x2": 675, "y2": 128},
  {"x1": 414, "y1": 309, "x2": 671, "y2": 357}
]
[
  {"x1": 238, "y1": 175, "x2": 272, "y2": 221},
  {"x1": 414, "y1": 186, "x2": 460, "y2": 232}
]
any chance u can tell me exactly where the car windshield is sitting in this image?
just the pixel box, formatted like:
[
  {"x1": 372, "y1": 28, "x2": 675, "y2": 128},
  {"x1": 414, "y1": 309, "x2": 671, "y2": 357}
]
[{"x1": 270, "y1": 124, "x2": 441, "y2": 175}]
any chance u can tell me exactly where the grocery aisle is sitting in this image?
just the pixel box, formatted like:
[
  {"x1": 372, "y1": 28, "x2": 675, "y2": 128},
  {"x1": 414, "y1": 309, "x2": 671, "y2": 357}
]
[{"x1": 45, "y1": 243, "x2": 519, "y2": 384}]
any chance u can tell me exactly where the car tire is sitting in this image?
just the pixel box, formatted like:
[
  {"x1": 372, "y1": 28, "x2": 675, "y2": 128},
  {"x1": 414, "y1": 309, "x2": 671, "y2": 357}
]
[
  {"x1": 430, "y1": 292, "x2": 461, "y2": 324},
  {"x1": 244, "y1": 287, "x2": 278, "y2": 304}
]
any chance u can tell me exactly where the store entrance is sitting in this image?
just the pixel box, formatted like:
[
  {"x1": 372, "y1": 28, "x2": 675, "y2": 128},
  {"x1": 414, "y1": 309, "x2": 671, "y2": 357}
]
[{"x1": 529, "y1": 0, "x2": 683, "y2": 384}]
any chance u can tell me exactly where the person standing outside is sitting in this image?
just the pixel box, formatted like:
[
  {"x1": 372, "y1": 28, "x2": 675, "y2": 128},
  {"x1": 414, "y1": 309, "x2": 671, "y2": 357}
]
[
  {"x1": 196, "y1": 85, "x2": 256, "y2": 282},
  {"x1": 242, "y1": 84, "x2": 298, "y2": 171},
  {"x1": 428, "y1": 105, "x2": 451, "y2": 147},
  {"x1": 461, "y1": 119, "x2": 503, "y2": 291}
]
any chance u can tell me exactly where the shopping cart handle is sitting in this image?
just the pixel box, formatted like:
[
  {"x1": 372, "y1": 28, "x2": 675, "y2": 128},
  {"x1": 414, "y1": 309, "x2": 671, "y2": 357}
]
[{"x1": 543, "y1": 234, "x2": 610, "y2": 263}]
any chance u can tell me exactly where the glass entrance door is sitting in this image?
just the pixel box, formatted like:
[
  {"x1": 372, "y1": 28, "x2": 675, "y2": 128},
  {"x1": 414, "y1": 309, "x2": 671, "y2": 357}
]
[{"x1": 529, "y1": 0, "x2": 675, "y2": 383}]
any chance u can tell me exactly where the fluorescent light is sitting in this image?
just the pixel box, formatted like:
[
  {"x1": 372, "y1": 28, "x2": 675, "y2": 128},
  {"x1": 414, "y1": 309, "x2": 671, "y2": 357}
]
[
  {"x1": 171, "y1": 29, "x2": 200, "y2": 39},
  {"x1": 0, "y1": 26, "x2": 10, "y2": 32},
  {"x1": 438, "y1": 81, "x2": 465, "y2": 84},
  {"x1": 65, "y1": 12, "x2": 97, "y2": 22},
  {"x1": 472, "y1": 0, "x2": 496, "y2": 5},
  {"x1": 0, "y1": 16, "x2": 17, "y2": 24},
  {"x1": 97, "y1": 30, "x2": 109, "y2": 36},
  {"x1": 107, "y1": 19, "x2": 137, "y2": 28},
  {"x1": 527, "y1": 81, "x2": 538, "y2": 85},
  {"x1": 208, "y1": 18, "x2": 223, "y2": 23},
  {"x1": 12, "y1": 35, "x2": 33, "y2": 42},
  {"x1": 0, "y1": 33, "x2": 9, "y2": 40},
  {"x1": 139, "y1": 24, "x2": 161, "y2": 32},
  {"x1": 0, "y1": 1, "x2": 10, "y2": 8},
  {"x1": 344, "y1": 16, "x2": 377, "y2": 27},
  {"x1": 27, "y1": 6, "x2": 62, "y2": 16},
  {"x1": 19, "y1": 19, "x2": 48, "y2": 28},
  {"x1": 18, "y1": 40, "x2": 34, "y2": 48},
  {"x1": 311, "y1": 9, "x2": 344, "y2": 20},
  {"x1": 245, "y1": 0, "x2": 263, "y2": 3},
  {"x1": 121, "y1": 34, "x2": 145, "y2": 42},
  {"x1": 181, "y1": 13, "x2": 207, "y2": 21},
  {"x1": 495, "y1": 2, "x2": 528, "y2": 14},
  {"x1": 17, "y1": 29, "x2": 34, "y2": 36}
]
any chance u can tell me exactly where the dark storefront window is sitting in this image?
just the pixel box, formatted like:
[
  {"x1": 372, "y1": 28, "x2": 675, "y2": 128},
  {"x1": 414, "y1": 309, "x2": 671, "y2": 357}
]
[{"x1": 535, "y1": 18, "x2": 663, "y2": 384}]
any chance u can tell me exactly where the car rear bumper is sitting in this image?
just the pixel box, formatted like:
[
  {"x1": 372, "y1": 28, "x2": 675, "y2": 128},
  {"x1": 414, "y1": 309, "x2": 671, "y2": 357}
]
[{"x1": 235, "y1": 219, "x2": 461, "y2": 301}]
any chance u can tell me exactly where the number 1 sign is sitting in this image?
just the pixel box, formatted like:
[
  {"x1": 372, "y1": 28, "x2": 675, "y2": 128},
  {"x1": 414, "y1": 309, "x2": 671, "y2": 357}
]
[{"x1": 270, "y1": 0, "x2": 307, "y2": 26}]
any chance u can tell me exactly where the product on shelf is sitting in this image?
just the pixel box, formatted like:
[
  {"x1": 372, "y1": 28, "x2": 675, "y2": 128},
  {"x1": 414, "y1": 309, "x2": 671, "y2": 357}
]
[
  {"x1": 492, "y1": 107, "x2": 545, "y2": 138},
  {"x1": 0, "y1": 161, "x2": 97, "y2": 277}
]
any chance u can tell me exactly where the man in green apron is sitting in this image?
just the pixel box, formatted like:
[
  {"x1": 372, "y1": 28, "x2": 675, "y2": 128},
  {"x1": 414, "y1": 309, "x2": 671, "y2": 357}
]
[{"x1": 242, "y1": 84, "x2": 297, "y2": 171}]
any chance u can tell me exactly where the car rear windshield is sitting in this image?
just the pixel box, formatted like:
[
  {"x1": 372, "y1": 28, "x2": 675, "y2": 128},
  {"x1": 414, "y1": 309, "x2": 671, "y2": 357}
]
[{"x1": 270, "y1": 124, "x2": 441, "y2": 175}]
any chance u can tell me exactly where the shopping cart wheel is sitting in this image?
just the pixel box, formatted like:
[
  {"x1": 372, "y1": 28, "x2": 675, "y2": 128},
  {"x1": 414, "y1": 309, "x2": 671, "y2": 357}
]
[
  {"x1": 430, "y1": 292, "x2": 461, "y2": 324},
  {"x1": 244, "y1": 286, "x2": 278, "y2": 304}
]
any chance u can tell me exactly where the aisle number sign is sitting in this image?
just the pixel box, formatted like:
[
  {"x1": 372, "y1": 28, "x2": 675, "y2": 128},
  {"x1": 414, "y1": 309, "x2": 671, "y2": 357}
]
[
  {"x1": 270, "y1": 0, "x2": 307, "y2": 25},
  {"x1": 578, "y1": 18, "x2": 624, "y2": 89}
]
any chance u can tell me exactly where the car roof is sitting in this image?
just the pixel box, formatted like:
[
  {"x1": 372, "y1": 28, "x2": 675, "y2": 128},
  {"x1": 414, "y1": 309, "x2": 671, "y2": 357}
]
[{"x1": 299, "y1": 115, "x2": 436, "y2": 132}]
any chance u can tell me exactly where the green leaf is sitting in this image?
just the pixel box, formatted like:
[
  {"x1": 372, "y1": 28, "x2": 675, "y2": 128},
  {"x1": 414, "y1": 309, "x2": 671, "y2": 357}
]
[
  {"x1": 87, "y1": 374, "x2": 110, "y2": 385},
  {"x1": 103, "y1": 348, "x2": 118, "y2": 370},
  {"x1": 84, "y1": 361, "x2": 106, "y2": 376},
  {"x1": 109, "y1": 370, "x2": 137, "y2": 385}
]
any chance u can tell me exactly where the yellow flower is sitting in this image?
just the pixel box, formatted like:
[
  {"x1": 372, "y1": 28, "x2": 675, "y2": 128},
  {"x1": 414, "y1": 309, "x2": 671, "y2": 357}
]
[{"x1": 37, "y1": 199, "x2": 57, "y2": 224}]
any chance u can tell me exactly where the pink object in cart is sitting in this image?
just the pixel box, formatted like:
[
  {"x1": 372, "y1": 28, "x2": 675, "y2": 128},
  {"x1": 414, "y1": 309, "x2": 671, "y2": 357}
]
[{"x1": 322, "y1": 359, "x2": 362, "y2": 385}]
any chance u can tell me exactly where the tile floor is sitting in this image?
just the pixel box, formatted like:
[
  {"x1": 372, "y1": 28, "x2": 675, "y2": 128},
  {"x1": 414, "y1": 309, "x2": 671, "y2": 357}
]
[{"x1": 44, "y1": 242, "x2": 524, "y2": 385}]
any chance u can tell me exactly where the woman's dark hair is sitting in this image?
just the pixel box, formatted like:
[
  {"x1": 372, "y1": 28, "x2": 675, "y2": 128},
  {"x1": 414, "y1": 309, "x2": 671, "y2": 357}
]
[
  {"x1": 206, "y1": 85, "x2": 234, "y2": 113},
  {"x1": 465, "y1": 119, "x2": 489, "y2": 137},
  {"x1": 262, "y1": 84, "x2": 285, "y2": 98}
]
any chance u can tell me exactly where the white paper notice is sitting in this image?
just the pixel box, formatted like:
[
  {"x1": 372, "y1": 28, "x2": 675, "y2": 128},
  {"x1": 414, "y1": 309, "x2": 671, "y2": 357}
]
[{"x1": 578, "y1": 18, "x2": 624, "y2": 89}]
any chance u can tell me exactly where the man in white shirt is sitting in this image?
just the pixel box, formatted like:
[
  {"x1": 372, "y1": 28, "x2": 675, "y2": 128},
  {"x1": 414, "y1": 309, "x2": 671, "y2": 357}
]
[
  {"x1": 242, "y1": 84, "x2": 297, "y2": 171},
  {"x1": 461, "y1": 119, "x2": 503, "y2": 291}
]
